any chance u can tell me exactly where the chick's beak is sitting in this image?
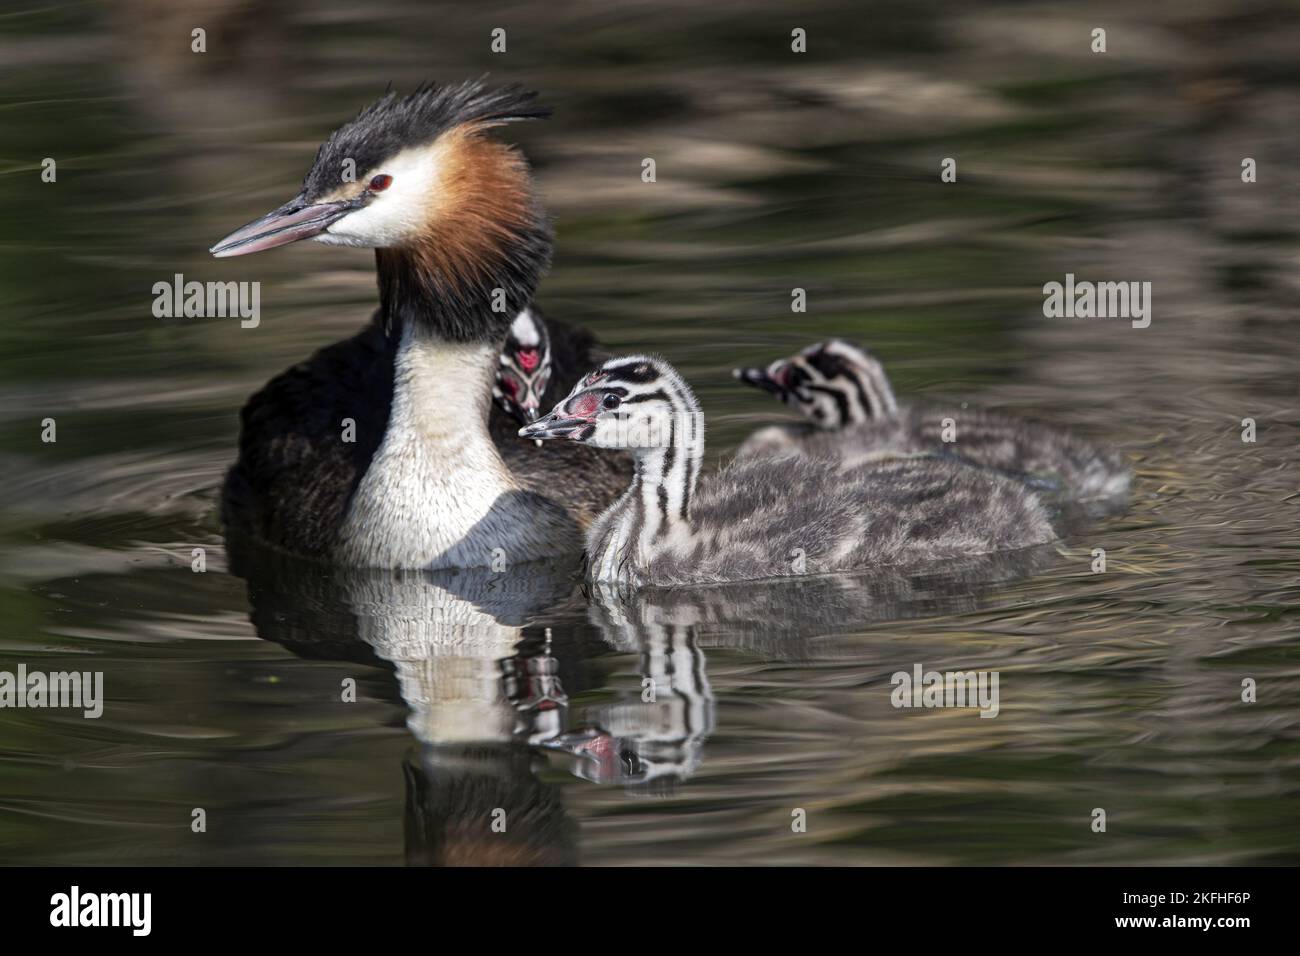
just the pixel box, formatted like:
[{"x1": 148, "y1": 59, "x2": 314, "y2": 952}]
[
  {"x1": 520, "y1": 405, "x2": 544, "y2": 446},
  {"x1": 733, "y1": 362, "x2": 789, "y2": 398},
  {"x1": 519, "y1": 411, "x2": 590, "y2": 442},
  {"x1": 210, "y1": 194, "x2": 362, "y2": 258}
]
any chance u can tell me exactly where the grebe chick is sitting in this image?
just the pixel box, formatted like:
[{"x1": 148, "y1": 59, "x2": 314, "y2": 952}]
[
  {"x1": 488, "y1": 304, "x2": 617, "y2": 455},
  {"x1": 521, "y1": 356, "x2": 1054, "y2": 589},
  {"x1": 494, "y1": 306, "x2": 553, "y2": 425},
  {"x1": 212, "y1": 81, "x2": 628, "y2": 568},
  {"x1": 734, "y1": 340, "x2": 1130, "y2": 502}
]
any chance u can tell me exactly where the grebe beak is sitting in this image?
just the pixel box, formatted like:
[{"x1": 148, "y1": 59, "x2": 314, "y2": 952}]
[
  {"x1": 519, "y1": 412, "x2": 590, "y2": 442},
  {"x1": 733, "y1": 364, "x2": 788, "y2": 398},
  {"x1": 210, "y1": 194, "x2": 363, "y2": 258}
]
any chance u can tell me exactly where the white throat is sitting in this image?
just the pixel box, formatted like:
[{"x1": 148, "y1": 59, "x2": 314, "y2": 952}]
[
  {"x1": 337, "y1": 324, "x2": 578, "y2": 569},
  {"x1": 587, "y1": 414, "x2": 703, "y2": 584}
]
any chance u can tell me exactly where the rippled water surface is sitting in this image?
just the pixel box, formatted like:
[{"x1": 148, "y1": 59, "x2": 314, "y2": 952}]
[{"x1": 2, "y1": 0, "x2": 1298, "y2": 865}]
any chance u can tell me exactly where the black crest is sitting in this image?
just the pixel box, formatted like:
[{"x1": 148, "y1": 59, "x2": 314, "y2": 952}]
[{"x1": 302, "y1": 79, "x2": 550, "y2": 200}]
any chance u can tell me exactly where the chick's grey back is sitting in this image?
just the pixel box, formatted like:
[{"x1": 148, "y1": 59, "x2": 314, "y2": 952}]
[
  {"x1": 636, "y1": 455, "x2": 1055, "y2": 588},
  {"x1": 737, "y1": 405, "x2": 1128, "y2": 502}
]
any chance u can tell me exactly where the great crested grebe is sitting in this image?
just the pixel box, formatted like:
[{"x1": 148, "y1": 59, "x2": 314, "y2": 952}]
[
  {"x1": 211, "y1": 81, "x2": 629, "y2": 569},
  {"x1": 734, "y1": 340, "x2": 1130, "y2": 502},
  {"x1": 521, "y1": 356, "x2": 1055, "y2": 589}
]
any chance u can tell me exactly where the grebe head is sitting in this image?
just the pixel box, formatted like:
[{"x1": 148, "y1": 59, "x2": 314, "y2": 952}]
[
  {"x1": 733, "y1": 339, "x2": 897, "y2": 428},
  {"x1": 493, "y1": 308, "x2": 552, "y2": 424},
  {"x1": 211, "y1": 80, "x2": 550, "y2": 257},
  {"x1": 209, "y1": 81, "x2": 553, "y2": 342},
  {"x1": 520, "y1": 356, "x2": 702, "y2": 453}
]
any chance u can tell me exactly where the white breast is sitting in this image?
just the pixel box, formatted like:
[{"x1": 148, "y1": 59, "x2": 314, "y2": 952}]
[{"x1": 336, "y1": 327, "x2": 579, "y2": 569}]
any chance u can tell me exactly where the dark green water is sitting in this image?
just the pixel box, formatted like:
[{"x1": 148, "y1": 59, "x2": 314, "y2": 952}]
[{"x1": 1, "y1": 0, "x2": 1298, "y2": 865}]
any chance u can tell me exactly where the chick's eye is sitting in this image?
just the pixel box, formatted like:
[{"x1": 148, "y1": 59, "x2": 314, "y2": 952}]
[
  {"x1": 369, "y1": 174, "x2": 393, "y2": 192},
  {"x1": 602, "y1": 394, "x2": 621, "y2": 410}
]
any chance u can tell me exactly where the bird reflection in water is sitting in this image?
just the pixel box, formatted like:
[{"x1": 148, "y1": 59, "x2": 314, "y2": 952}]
[
  {"x1": 231, "y1": 541, "x2": 719, "y2": 863},
  {"x1": 230, "y1": 536, "x2": 1052, "y2": 862}
]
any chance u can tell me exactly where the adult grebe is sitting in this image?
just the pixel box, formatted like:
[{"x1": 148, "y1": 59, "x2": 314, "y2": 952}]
[{"x1": 211, "y1": 81, "x2": 628, "y2": 568}]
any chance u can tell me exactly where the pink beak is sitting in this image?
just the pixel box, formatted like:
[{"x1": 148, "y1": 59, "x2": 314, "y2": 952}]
[{"x1": 210, "y1": 194, "x2": 362, "y2": 258}]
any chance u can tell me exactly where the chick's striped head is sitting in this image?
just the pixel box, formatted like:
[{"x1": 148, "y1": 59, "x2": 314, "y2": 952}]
[
  {"x1": 519, "y1": 356, "x2": 702, "y2": 452},
  {"x1": 734, "y1": 339, "x2": 896, "y2": 428},
  {"x1": 493, "y1": 308, "x2": 552, "y2": 424}
]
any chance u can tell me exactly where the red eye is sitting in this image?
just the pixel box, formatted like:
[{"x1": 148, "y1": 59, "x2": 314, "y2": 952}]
[{"x1": 369, "y1": 174, "x2": 392, "y2": 192}]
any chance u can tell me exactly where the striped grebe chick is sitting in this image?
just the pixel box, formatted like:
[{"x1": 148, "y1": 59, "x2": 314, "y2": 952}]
[
  {"x1": 734, "y1": 339, "x2": 1130, "y2": 502},
  {"x1": 488, "y1": 304, "x2": 616, "y2": 453},
  {"x1": 521, "y1": 356, "x2": 1055, "y2": 589},
  {"x1": 211, "y1": 81, "x2": 628, "y2": 569},
  {"x1": 493, "y1": 307, "x2": 553, "y2": 425}
]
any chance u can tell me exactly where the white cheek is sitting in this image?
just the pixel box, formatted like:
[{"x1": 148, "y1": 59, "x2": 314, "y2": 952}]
[
  {"x1": 321, "y1": 200, "x2": 423, "y2": 247},
  {"x1": 592, "y1": 417, "x2": 623, "y2": 448},
  {"x1": 617, "y1": 411, "x2": 674, "y2": 449},
  {"x1": 319, "y1": 147, "x2": 441, "y2": 248}
]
